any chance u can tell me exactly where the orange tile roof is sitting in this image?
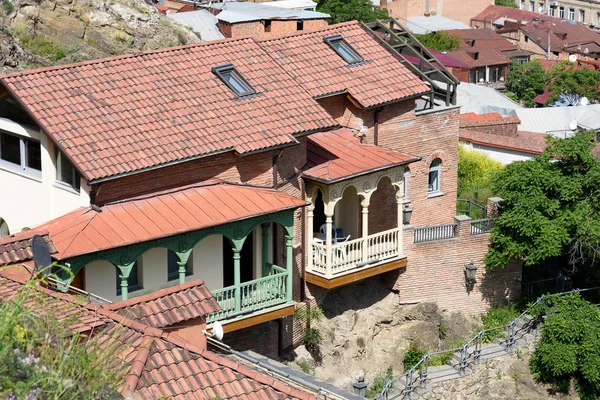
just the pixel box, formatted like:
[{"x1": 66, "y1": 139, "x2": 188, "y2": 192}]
[
  {"x1": 258, "y1": 21, "x2": 431, "y2": 108},
  {"x1": 447, "y1": 47, "x2": 511, "y2": 68},
  {"x1": 446, "y1": 28, "x2": 517, "y2": 51},
  {"x1": 0, "y1": 230, "x2": 58, "y2": 266},
  {"x1": 460, "y1": 112, "x2": 521, "y2": 126},
  {"x1": 26, "y1": 181, "x2": 307, "y2": 260},
  {"x1": 104, "y1": 279, "x2": 220, "y2": 328},
  {"x1": 304, "y1": 128, "x2": 418, "y2": 183},
  {"x1": 0, "y1": 270, "x2": 318, "y2": 400},
  {"x1": 460, "y1": 129, "x2": 548, "y2": 155},
  {"x1": 0, "y1": 38, "x2": 338, "y2": 182}
]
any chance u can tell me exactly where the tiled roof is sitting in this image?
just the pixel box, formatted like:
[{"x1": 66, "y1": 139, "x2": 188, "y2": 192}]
[
  {"x1": 460, "y1": 112, "x2": 521, "y2": 126},
  {"x1": 0, "y1": 38, "x2": 337, "y2": 182},
  {"x1": 403, "y1": 48, "x2": 472, "y2": 70},
  {"x1": 445, "y1": 28, "x2": 517, "y2": 51},
  {"x1": 104, "y1": 279, "x2": 220, "y2": 328},
  {"x1": 304, "y1": 128, "x2": 418, "y2": 183},
  {"x1": 0, "y1": 230, "x2": 58, "y2": 266},
  {"x1": 24, "y1": 181, "x2": 307, "y2": 260},
  {"x1": 0, "y1": 270, "x2": 317, "y2": 400},
  {"x1": 447, "y1": 47, "x2": 511, "y2": 68},
  {"x1": 258, "y1": 21, "x2": 431, "y2": 108},
  {"x1": 460, "y1": 128, "x2": 547, "y2": 155}
]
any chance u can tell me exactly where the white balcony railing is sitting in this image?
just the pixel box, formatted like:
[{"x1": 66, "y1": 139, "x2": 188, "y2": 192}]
[{"x1": 310, "y1": 227, "x2": 402, "y2": 278}]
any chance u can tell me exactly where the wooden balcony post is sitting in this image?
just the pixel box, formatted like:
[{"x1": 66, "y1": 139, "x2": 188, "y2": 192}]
[
  {"x1": 325, "y1": 214, "x2": 333, "y2": 277},
  {"x1": 307, "y1": 208, "x2": 314, "y2": 273},
  {"x1": 261, "y1": 223, "x2": 270, "y2": 277},
  {"x1": 233, "y1": 249, "x2": 241, "y2": 313},
  {"x1": 396, "y1": 191, "x2": 404, "y2": 256},
  {"x1": 361, "y1": 199, "x2": 370, "y2": 262},
  {"x1": 285, "y1": 235, "x2": 294, "y2": 302}
]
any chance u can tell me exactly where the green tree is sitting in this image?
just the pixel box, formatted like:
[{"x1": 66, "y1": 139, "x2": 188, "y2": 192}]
[
  {"x1": 505, "y1": 60, "x2": 547, "y2": 107},
  {"x1": 530, "y1": 293, "x2": 600, "y2": 400},
  {"x1": 546, "y1": 61, "x2": 600, "y2": 105},
  {"x1": 457, "y1": 144, "x2": 503, "y2": 217},
  {"x1": 413, "y1": 31, "x2": 461, "y2": 52},
  {"x1": 317, "y1": 0, "x2": 388, "y2": 24},
  {"x1": 485, "y1": 131, "x2": 600, "y2": 270},
  {"x1": 495, "y1": 0, "x2": 518, "y2": 7}
]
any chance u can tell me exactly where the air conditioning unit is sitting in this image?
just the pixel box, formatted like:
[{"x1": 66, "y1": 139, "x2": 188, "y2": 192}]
[{"x1": 551, "y1": 1, "x2": 559, "y2": 5}]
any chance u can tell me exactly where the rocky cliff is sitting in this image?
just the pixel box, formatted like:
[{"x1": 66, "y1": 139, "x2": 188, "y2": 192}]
[{"x1": 0, "y1": 0, "x2": 199, "y2": 72}]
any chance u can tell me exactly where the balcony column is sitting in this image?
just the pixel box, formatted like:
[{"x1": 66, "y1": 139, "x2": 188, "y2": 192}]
[
  {"x1": 361, "y1": 198, "x2": 370, "y2": 263},
  {"x1": 233, "y1": 248, "x2": 241, "y2": 313},
  {"x1": 285, "y1": 235, "x2": 294, "y2": 302},
  {"x1": 325, "y1": 213, "x2": 334, "y2": 277},
  {"x1": 177, "y1": 249, "x2": 192, "y2": 284},
  {"x1": 395, "y1": 187, "x2": 404, "y2": 257},
  {"x1": 307, "y1": 206, "x2": 314, "y2": 273},
  {"x1": 261, "y1": 223, "x2": 270, "y2": 277},
  {"x1": 117, "y1": 262, "x2": 135, "y2": 301}
]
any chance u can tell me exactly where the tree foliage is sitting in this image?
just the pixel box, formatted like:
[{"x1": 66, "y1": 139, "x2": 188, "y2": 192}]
[
  {"x1": 485, "y1": 131, "x2": 600, "y2": 271},
  {"x1": 413, "y1": 31, "x2": 461, "y2": 52},
  {"x1": 546, "y1": 61, "x2": 600, "y2": 105},
  {"x1": 505, "y1": 60, "x2": 547, "y2": 107},
  {"x1": 530, "y1": 293, "x2": 600, "y2": 400},
  {"x1": 317, "y1": 0, "x2": 388, "y2": 24},
  {"x1": 457, "y1": 144, "x2": 503, "y2": 217},
  {"x1": 495, "y1": 0, "x2": 518, "y2": 7}
]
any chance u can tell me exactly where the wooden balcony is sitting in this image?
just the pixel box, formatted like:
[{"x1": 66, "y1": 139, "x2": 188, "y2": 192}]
[{"x1": 306, "y1": 228, "x2": 406, "y2": 289}]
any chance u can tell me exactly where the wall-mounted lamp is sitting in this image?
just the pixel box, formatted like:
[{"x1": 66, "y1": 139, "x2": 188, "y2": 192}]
[
  {"x1": 464, "y1": 261, "x2": 478, "y2": 284},
  {"x1": 403, "y1": 206, "x2": 413, "y2": 226}
]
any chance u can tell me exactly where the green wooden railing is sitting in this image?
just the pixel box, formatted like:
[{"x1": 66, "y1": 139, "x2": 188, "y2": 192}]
[{"x1": 207, "y1": 264, "x2": 289, "y2": 323}]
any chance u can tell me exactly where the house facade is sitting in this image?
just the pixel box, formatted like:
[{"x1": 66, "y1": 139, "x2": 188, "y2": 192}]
[{"x1": 0, "y1": 21, "x2": 521, "y2": 358}]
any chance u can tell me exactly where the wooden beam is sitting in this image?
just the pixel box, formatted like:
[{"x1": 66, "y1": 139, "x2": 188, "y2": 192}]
[
  {"x1": 221, "y1": 304, "x2": 295, "y2": 333},
  {"x1": 306, "y1": 258, "x2": 407, "y2": 290}
]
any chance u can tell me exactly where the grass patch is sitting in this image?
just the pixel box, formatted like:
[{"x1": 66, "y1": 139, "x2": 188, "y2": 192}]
[
  {"x1": 365, "y1": 366, "x2": 393, "y2": 398},
  {"x1": 480, "y1": 304, "x2": 520, "y2": 343},
  {"x1": 296, "y1": 360, "x2": 311, "y2": 374},
  {"x1": 20, "y1": 36, "x2": 69, "y2": 61}
]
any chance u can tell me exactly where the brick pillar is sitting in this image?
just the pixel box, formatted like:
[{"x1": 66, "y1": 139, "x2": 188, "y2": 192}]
[
  {"x1": 487, "y1": 197, "x2": 504, "y2": 219},
  {"x1": 454, "y1": 214, "x2": 472, "y2": 238}
]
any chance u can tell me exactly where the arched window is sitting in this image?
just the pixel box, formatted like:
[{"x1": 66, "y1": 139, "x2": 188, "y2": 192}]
[
  {"x1": 0, "y1": 218, "x2": 9, "y2": 238},
  {"x1": 428, "y1": 158, "x2": 442, "y2": 194}
]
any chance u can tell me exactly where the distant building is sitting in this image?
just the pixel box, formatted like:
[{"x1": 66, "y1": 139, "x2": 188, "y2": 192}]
[
  {"x1": 382, "y1": 0, "x2": 494, "y2": 25},
  {"x1": 406, "y1": 15, "x2": 470, "y2": 34}
]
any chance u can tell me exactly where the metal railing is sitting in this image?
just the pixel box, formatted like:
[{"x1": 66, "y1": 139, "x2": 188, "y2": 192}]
[
  {"x1": 471, "y1": 218, "x2": 494, "y2": 235},
  {"x1": 457, "y1": 198, "x2": 488, "y2": 219},
  {"x1": 413, "y1": 223, "x2": 457, "y2": 243},
  {"x1": 377, "y1": 286, "x2": 600, "y2": 399},
  {"x1": 207, "y1": 264, "x2": 288, "y2": 323}
]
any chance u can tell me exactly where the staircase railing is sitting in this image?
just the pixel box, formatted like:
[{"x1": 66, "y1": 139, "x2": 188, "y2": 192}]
[{"x1": 376, "y1": 286, "x2": 600, "y2": 399}]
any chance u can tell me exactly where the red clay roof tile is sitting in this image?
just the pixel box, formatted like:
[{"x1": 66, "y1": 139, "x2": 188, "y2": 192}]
[
  {"x1": 460, "y1": 128, "x2": 548, "y2": 155},
  {"x1": 0, "y1": 231, "x2": 58, "y2": 266}
]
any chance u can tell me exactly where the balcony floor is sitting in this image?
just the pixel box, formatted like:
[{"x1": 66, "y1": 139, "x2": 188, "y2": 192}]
[{"x1": 306, "y1": 256, "x2": 407, "y2": 289}]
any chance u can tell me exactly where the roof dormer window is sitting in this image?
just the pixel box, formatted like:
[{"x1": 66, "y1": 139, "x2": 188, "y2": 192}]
[
  {"x1": 212, "y1": 64, "x2": 256, "y2": 97},
  {"x1": 324, "y1": 34, "x2": 364, "y2": 64}
]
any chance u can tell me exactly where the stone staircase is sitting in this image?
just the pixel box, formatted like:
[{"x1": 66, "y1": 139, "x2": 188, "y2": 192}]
[{"x1": 383, "y1": 315, "x2": 539, "y2": 400}]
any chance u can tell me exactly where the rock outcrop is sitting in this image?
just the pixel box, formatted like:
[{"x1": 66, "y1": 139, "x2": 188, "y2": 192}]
[{"x1": 0, "y1": 0, "x2": 199, "y2": 72}]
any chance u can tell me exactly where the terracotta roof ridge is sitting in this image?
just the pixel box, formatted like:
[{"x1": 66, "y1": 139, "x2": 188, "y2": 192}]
[
  {"x1": 0, "y1": 229, "x2": 50, "y2": 246},
  {"x1": 255, "y1": 20, "x2": 361, "y2": 42},
  {"x1": 104, "y1": 278, "x2": 208, "y2": 311},
  {"x1": 96, "y1": 307, "x2": 166, "y2": 337},
  {"x1": 0, "y1": 37, "x2": 256, "y2": 80},
  {"x1": 122, "y1": 335, "x2": 154, "y2": 395},
  {"x1": 57, "y1": 207, "x2": 99, "y2": 259}
]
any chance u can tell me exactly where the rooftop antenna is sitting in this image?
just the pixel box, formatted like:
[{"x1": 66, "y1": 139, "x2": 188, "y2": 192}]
[{"x1": 30, "y1": 235, "x2": 52, "y2": 279}]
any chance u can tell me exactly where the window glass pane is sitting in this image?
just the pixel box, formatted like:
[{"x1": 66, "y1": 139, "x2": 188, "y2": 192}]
[
  {"x1": 428, "y1": 170, "x2": 439, "y2": 192},
  {"x1": 332, "y1": 41, "x2": 360, "y2": 63},
  {"x1": 57, "y1": 151, "x2": 79, "y2": 189},
  {"x1": 26, "y1": 139, "x2": 41, "y2": 171},
  {"x1": 222, "y1": 71, "x2": 251, "y2": 95},
  {"x1": 1, "y1": 132, "x2": 21, "y2": 166}
]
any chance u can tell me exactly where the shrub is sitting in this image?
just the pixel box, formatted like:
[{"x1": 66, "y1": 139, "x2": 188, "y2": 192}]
[
  {"x1": 480, "y1": 304, "x2": 520, "y2": 343},
  {"x1": 357, "y1": 336, "x2": 365, "y2": 348},
  {"x1": 402, "y1": 342, "x2": 426, "y2": 371},
  {"x1": 2, "y1": 0, "x2": 13, "y2": 14},
  {"x1": 365, "y1": 366, "x2": 393, "y2": 398},
  {"x1": 294, "y1": 306, "x2": 324, "y2": 351},
  {"x1": 414, "y1": 31, "x2": 461, "y2": 52}
]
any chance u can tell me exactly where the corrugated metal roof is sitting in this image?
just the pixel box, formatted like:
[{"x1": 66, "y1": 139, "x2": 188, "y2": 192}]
[
  {"x1": 515, "y1": 105, "x2": 600, "y2": 134},
  {"x1": 168, "y1": 10, "x2": 225, "y2": 41},
  {"x1": 456, "y1": 83, "x2": 523, "y2": 116},
  {"x1": 206, "y1": 2, "x2": 328, "y2": 23},
  {"x1": 261, "y1": 0, "x2": 318, "y2": 11},
  {"x1": 304, "y1": 128, "x2": 418, "y2": 183},
  {"x1": 24, "y1": 181, "x2": 307, "y2": 260},
  {"x1": 406, "y1": 16, "x2": 470, "y2": 34}
]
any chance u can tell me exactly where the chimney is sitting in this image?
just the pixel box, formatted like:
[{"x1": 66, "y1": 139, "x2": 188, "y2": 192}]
[{"x1": 468, "y1": 51, "x2": 479, "y2": 60}]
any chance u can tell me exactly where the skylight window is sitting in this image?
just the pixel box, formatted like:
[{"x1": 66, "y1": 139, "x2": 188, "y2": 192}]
[
  {"x1": 212, "y1": 64, "x2": 256, "y2": 97},
  {"x1": 324, "y1": 34, "x2": 364, "y2": 64}
]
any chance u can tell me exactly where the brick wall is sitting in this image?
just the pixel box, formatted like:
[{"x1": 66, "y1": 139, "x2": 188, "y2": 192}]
[
  {"x1": 396, "y1": 215, "x2": 522, "y2": 315},
  {"x1": 460, "y1": 116, "x2": 520, "y2": 137},
  {"x1": 382, "y1": 0, "x2": 493, "y2": 25},
  {"x1": 93, "y1": 150, "x2": 275, "y2": 205},
  {"x1": 223, "y1": 320, "x2": 280, "y2": 358},
  {"x1": 220, "y1": 19, "x2": 328, "y2": 39}
]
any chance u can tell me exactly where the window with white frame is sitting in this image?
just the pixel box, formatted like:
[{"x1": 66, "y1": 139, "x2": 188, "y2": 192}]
[
  {"x1": 167, "y1": 250, "x2": 193, "y2": 281},
  {"x1": 0, "y1": 218, "x2": 9, "y2": 238},
  {"x1": 0, "y1": 130, "x2": 41, "y2": 177},
  {"x1": 568, "y1": 8, "x2": 575, "y2": 20},
  {"x1": 559, "y1": 6, "x2": 565, "y2": 19},
  {"x1": 116, "y1": 260, "x2": 142, "y2": 295},
  {"x1": 428, "y1": 158, "x2": 442, "y2": 194},
  {"x1": 579, "y1": 9, "x2": 585, "y2": 23},
  {"x1": 520, "y1": 0, "x2": 525, "y2": 9},
  {"x1": 56, "y1": 150, "x2": 80, "y2": 191},
  {"x1": 529, "y1": 1, "x2": 534, "y2": 11},
  {"x1": 549, "y1": 5, "x2": 556, "y2": 16}
]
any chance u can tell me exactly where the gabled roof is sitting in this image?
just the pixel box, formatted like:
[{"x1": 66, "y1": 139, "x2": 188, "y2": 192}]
[
  {"x1": 258, "y1": 21, "x2": 431, "y2": 108},
  {"x1": 447, "y1": 47, "x2": 511, "y2": 67},
  {"x1": 445, "y1": 28, "x2": 517, "y2": 51},
  {"x1": 0, "y1": 38, "x2": 338, "y2": 182},
  {"x1": 0, "y1": 270, "x2": 318, "y2": 400},
  {"x1": 304, "y1": 128, "x2": 418, "y2": 183},
  {"x1": 22, "y1": 181, "x2": 307, "y2": 260},
  {"x1": 460, "y1": 129, "x2": 547, "y2": 155},
  {"x1": 104, "y1": 279, "x2": 220, "y2": 328},
  {"x1": 0, "y1": 230, "x2": 58, "y2": 266}
]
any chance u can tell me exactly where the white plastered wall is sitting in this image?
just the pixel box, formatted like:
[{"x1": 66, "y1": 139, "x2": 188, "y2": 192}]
[
  {"x1": 463, "y1": 141, "x2": 536, "y2": 165},
  {"x1": 0, "y1": 118, "x2": 90, "y2": 234}
]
